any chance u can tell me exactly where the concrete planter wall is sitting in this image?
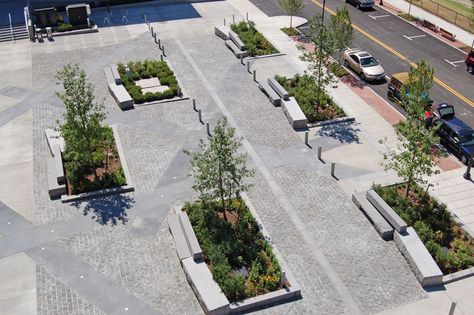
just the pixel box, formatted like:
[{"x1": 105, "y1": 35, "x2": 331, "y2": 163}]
[
  {"x1": 44, "y1": 125, "x2": 134, "y2": 203},
  {"x1": 168, "y1": 194, "x2": 301, "y2": 315}
]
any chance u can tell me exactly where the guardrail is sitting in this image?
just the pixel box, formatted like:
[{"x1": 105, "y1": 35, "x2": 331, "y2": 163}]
[{"x1": 408, "y1": 0, "x2": 474, "y2": 33}]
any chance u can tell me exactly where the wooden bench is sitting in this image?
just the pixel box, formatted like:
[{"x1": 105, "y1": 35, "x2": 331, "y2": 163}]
[
  {"x1": 258, "y1": 80, "x2": 281, "y2": 106},
  {"x1": 281, "y1": 97, "x2": 308, "y2": 130},
  {"x1": 366, "y1": 189, "x2": 407, "y2": 233},
  {"x1": 229, "y1": 30, "x2": 246, "y2": 50},
  {"x1": 225, "y1": 40, "x2": 248, "y2": 58},
  {"x1": 423, "y1": 19, "x2": 438, "y2": 33},
  {"x1": 268, "y1": 78, "x2": 289, "y2": 101},
  {"x1": 352, "y1": 193, "x2": 393, "y2": 240},
  {"x1": 108, "y1": 83, "x2": 134, "y2": 110},
  {"x1": 439, "y1": 28, "x2": 456, "y2": 41}
]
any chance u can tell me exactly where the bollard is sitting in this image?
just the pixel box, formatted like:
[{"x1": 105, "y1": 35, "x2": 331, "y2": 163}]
[
  {"x1": 151, "y1": 26, "x2": 154, "y2": 35},
  {"x1": 206, "y1": 122, "x2": 211, "y2": 137},
  {"x1": 246, "y1": 60, "x2": 251, "y2": 73},
  {"x1": 305, "y1": 131, "x2": 309, "y2": 146},
  {"x1": 233, "y1": 14, "x2": 235, "y2": 23},
  {"x1": 158, "y1": 38, "x2": 161, "y2": 49},
  {"x1": 192, "y1": 99, "x2": 197, "y2": 111},
  {"x1": 162, "y1": 46, "x2": 166, "y2": 57},
  {"x1": 160, "y1": 54, "x2": 163, "y2": 61},
  {"x1": 153, "y1": 32, "x2": 156, "y2": 39},
  {"x1": 253, "y1": 69, "x2": 256, "y2": 82},
  {"x1": 154, "y1": 36, "x2": 158, "y2": 44},
  {"x1": 224, "y1": 18, "x2": 226, "y2": 26},
  {"x1": 240, "y1": 54, "x2": 244, "y2": 65},
  {"x1": 177, "y1": 86, "x2": 181, "y2": 97},
  {"x1": 448, "y1": 302, "x2": 456, "y2": 315},
  {"x1": 331, "y1": 163, "x2": 335, "y2": 178},
  {"x1": 198, "y1": 109, "x2": 203, "y2": 124},
  {"x1": 246, "y1": 12, "x2": 248, "y2": 21},
  {"x1": 318, "y1": 146, "x2": 323, "y2": 161}
]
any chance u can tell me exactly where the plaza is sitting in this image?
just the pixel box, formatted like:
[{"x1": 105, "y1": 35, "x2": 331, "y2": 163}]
[{"x1": 0, "y1": 0, "x2": 473, "y2": 314}]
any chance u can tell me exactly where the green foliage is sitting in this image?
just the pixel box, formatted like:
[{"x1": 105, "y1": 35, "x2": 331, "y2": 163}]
[
  {"x1": 275, "y1": 74, "x2": 345, "y2": 122},
  {"x1": 328, "y1": 61, "x2": 349, "y2": 78},
  {"x1": 230, "y1": 21, "x2": 279, "y2": 57},
  {"x1": 330, "y1": 7, "x2": 354, "y2": 63},
  {"x1": 281, "y1": 27, "x2": 300, "y2": 36},
  {"x1": 117, "y1": 60, "x2": 180, "y2": 103},
  {"x1": 56, "y1": 64, "x2": 125, "y2": 194},
  {"x1": 374, "y1": 184, "x2": 474, "y2": 273},
  {"x1": 185, "y1": 200, "x2": 281, "y2": 302},
  {"x1": 398, "y1": 13, "x2": 420, "y2": 22},
  {"x1": 381, "y1": 60, "x2": 439, "y2": 199},
  {"x1": 57, "y1": 23, "x2": 73, "y2": 32},
  {"x1": 278, "y1": 0, "x2": 304, "y2": 28},
  {"x1": 186, "y1": 118, "x2": 255, "y2": 215}
]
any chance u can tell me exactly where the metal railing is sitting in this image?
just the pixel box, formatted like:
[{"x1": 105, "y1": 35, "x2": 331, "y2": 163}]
[{"x1": 408, "y1": 0, "x2": 474, "y2": 33}]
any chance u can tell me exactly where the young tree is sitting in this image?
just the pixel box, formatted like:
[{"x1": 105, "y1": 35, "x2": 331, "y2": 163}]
[
  {"x1": 187, "y1": 118, "x2": 254, "y2": 221},
  {"x1": 330, "y1": 7, "x2": 354, "y2": 63},
  {"x1": 278, "y1": 0, "x2": 304, "y2": 29},
  {"x1": 382, "y1": 61, "x2": 439, "y2": 199},
  {"x1": 302, "y1": 15, "x2": 336, "y2": 114},
  {"x1": 56, "y1": 64, "x2": 111, "y2": 186}
]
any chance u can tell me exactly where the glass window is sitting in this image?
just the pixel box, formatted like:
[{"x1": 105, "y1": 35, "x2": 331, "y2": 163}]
[{"x1": 360, "y1": 57, "x2": 379, "y2": 67}]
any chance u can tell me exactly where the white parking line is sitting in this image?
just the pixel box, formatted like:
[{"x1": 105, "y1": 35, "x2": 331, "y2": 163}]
[
  {"x1": 403, "y1": 34, "x2": 426, "y2": 41},
  {"x1": 444, "y1": 59, "x2": 465, "y2": 67},
  {"x1": 369, "y1": 14, "x2": 390, "y2": 20}
]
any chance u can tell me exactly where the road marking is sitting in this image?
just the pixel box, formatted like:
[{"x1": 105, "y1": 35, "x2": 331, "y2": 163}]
[
  {"x1": 369, "y1": 14, "x2": 390, "y2": 20},
  {"x1": 309, "y1": 0, "x2": 474, "y2": 108},
  {"x1": 403, "y1": 34, "x2": 426, "y2": 40},
  {"x1": 444, "y1": 59, "x2": 465, "y2": 67}
]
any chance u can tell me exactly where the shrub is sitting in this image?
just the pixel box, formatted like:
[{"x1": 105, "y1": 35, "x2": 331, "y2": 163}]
[
  {"x1": 162, "y1": 89, "x2": 175, "y2": 99},
  {"x1": 329, "y1": 62, "x2": 349, "y2": 78},
  {"x1": 281, "y1": 27, "x2": 300, "y2": 36},
  {"x1": 57, "y1": 23, "x2": 73, "y2": 32},
  {"x1": 414, "y1": 221, "x2": 433, "y2": 243},
  {"x1": 399, "y1": 13, "x2": 420, "y2": 22},
  {"x1": 230, "y1": 21, "x2": 278, "y2": 56},
  {"x1": 144, "y1": 92, "x2": 155, "y2": 102}
]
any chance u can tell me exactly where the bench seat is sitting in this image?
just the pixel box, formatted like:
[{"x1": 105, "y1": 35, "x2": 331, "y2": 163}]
[
  {"x1": 47, "y1": 158, "x2": 66, "y2": 199},
  {"x1": 108, "y1": 83, "x2": 134, "y2": 110},
  {"x1": 281, "y1": 97, "x2": 308, "y2": 130},
  {"x1": 214, "y1": 25, "x2": 230, "y2": 40},
  {"x1": 352, "y1": 193, "x2": 393, "y2": 240},
  {"x1": 258, "y1": 80, "x2": 281, "y2": 106},
  {"x1": 268, "y1": 78, "x2": 289, "y2": 100},
  {"x1": 229, "y1": 30, "x2": 246, "y2": 50},
  {"x1": 225, "y1": 40, "x2": 248, "y2": 58}
]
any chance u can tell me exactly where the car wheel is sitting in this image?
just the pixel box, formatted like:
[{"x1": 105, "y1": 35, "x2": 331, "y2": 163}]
[
  {"x1": 343, "y1": 60, "x2": 349, "y2": 68},
  {"x1": 468, "y1": 65, "x2": 474, "y2": 74},
  {"x1": 357, "y1": 3, "x2": 361, "y2": 9},
  {"x1": 360, "y1": 73, "x2": 366, "y2": 81},
  {"x1": 460, "y1": 154, "x2": 469, "y2": 165},
  {"x1": 387, "y1": 91, "x2": 393, "y2": 100}
]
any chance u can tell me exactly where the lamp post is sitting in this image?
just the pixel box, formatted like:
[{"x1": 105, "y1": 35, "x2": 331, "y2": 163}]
[{"x1": 463, "y1": 152, "x2": 474, "y2": 180}]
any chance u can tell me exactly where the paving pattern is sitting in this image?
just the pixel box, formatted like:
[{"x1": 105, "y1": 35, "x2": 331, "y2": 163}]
[{"x1": 0, "y1": 1, "x2": 431, "y2": 314}]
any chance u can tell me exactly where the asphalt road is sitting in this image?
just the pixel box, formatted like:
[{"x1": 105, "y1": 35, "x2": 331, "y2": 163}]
[{"x1": 249, "y1": 0, "x2": 474, "y2": 126}]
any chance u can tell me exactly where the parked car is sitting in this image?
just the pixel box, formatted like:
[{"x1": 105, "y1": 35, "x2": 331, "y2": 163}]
[
  {"x1": 466, "y1": 51, "x2": 474, "y2": 74},
  {"x1": 432, "y1": 103, "x2": 474, "y2": 164},
  {"x1": 345, "y1": 0, "x2": 375, "y2": 9},
  {"x1": 342, "y1": 49, "x2": 385, "y2": 81},
  {"x1": 387, "y1": 72, "x2": 433, "y2": 108}
]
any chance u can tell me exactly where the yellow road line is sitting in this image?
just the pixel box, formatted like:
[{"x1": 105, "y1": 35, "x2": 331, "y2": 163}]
[{"x1": 309, "y1": 0, "x2": 474, "y2": 108}]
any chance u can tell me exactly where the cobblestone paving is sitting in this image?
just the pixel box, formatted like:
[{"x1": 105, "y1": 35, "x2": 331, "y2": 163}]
[
  {"x1": 118, "y1": 124, "x2": 185, "y2": 194},
  {"x1": 270, "y1": 166, "x2": 426, "y2": 314},
  {"x1": 60, "y1": 221, "x2": 203, "y2": 314},
  {"x1": 37, "y1": 264, "x2": 106, "y2": 315}
]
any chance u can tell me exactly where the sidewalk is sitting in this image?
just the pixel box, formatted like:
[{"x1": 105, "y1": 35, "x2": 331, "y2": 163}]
[{"x1": 381, "y1": 0, "x2": 474, "y2": 48}]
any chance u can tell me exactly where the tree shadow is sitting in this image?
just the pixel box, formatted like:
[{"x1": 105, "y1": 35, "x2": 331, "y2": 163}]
[
  {"x1": 73, "y1": 194, "x2": 134, "y2": 225},
  {"x1": 317, "y1": 121, "x2": 361, "y2": 144}
]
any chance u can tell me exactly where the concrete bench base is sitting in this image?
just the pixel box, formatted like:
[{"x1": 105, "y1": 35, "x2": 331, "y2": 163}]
[
  {"x1": 281, "y1": 97, "x2": 308, "y2": 130},
  {"x1": 108, "y1": 83, "x2": 134, "y2": 110},
  {"x1": 352, "y1": 193, "x2": 393, "y2": 241},
  {"x1": 44, "y1": 128, "x2": 65, "y2": 155},
  {"x1": 367, "y1": 189, "x2": 408, "y2": 233},
  {"x1": 268, "y1": 78, "x2": 289, "y2": 100},
  {"x1": 394, "y1": 227, "x2": 443, "y2": 287},
  {"x1": 214, "y1": 25, "x2": 230, "y2": 40},
  {"x1": 229, "y1": 30, "x2": 246, "y2": 50},
  {"x1": 258, "y1": 80, "x2": 281, "y2": 106},
  {"x1": 47, "y1": 158, "x2": 66, "y2": 199},
  {"x1": 110, "y1": 64, "x2": 122, "y2": 85},
  {"x1": 225, "y1": 40, "x2": 248, "y2": 58}
]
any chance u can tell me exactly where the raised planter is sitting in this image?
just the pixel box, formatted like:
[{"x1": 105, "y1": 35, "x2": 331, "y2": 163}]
[
  {"x1": 307, "y1": 116, "x2": 356, "y2": 128},
  {"x1": 168, "y1": 193, "x2": 301, "y2": 315},
  {"x1": 53, "y1": 25, "x2": 99, "y2": 37},
  {"x1": 281, "y1": 97, "x2": 308, "y2": 130},
  {"x1": 352, "y1": 193, "x2": 393, "y2": 241},
  {"x1": 44, "y1": 125, "x2": 134, "y2": 202}
]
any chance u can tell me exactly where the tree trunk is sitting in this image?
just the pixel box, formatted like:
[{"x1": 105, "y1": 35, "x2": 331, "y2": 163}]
[{"x1": 290, "y1": 15, "x2": 293, "y2": 29}]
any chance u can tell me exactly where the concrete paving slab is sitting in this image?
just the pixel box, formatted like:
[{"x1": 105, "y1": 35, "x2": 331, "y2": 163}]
[
  {"x1": 0, "y1": 109, "x2": 33, "y2": 167},
  {"x1": 0, "y1": 95, "x2": 20, "y2": 114},
  {"x1": 0, "y1": 252, "x2": 36, "y2": 315}
]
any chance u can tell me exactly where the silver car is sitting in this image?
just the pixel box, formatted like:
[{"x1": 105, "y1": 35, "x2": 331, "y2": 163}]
[{"x1": 342, "y1": 49, "x2": 385, "y2": 81}]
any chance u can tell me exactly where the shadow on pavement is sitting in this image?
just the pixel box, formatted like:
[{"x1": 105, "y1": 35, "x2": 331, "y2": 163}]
[
  {"x1": 74, "y1": 194, "x2": 135, "y2": 225},
  {"x1": 317, "y1": 120, "x2": 361, "y2": 144}
]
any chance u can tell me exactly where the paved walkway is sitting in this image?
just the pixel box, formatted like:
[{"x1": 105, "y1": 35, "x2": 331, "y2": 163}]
[{"x1": 381, "y1": 0, "x2": 474, "y2": 47}]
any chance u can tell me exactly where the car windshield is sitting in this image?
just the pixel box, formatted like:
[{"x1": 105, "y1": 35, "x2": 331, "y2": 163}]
[
  {"x1": 460, "y1": 133, "x2": 474, "y2": 145},
  {"x1": 360, "y1": 57, "x2": 379, "y2": 67}
]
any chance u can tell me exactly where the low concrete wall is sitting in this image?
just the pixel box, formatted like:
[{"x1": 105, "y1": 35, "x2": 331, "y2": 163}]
[
  {"x1": 442, "y1": 266, "x2": 474, "y2": 284},
  {"x1": 281, "y1": 97, "x2": 307, "y2": 130},
  {"x1": 352, "y1": 193, "x2": 393, "y2": 241},
  {"x1": 394, "y1": 227, "x2": 443, "y2": 287},
  {"x1": 367, "y1": 189, "x2": 407, "y2": 233}
]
